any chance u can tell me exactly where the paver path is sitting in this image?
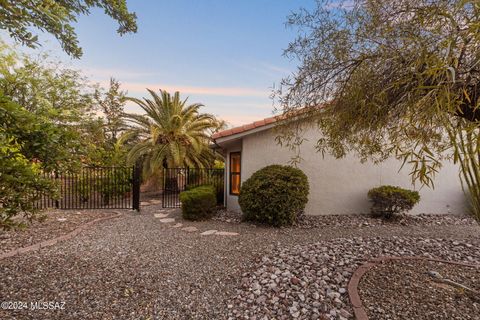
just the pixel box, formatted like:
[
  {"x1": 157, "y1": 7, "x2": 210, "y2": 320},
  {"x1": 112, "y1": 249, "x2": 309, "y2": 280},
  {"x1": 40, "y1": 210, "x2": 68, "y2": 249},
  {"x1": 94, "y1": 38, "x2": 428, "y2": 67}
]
[
  {"x1": 0, "y1": 204, "x2": 478, "y2": 319},
  {"x1": 153, "y1": 209, "x2": 240, "y2": 236}
]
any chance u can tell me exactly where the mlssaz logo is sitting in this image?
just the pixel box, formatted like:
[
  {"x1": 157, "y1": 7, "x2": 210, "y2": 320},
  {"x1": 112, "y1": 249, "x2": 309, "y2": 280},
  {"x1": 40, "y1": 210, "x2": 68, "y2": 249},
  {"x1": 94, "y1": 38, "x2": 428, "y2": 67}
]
[{"x1": 30, "y1": 301, "x2": 66, "y2": 310}]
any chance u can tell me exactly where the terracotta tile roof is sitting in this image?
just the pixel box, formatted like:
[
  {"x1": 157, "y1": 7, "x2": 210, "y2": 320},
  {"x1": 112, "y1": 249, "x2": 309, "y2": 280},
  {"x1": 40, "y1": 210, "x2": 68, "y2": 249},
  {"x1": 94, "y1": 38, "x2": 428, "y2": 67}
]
[
  {"x1": 212, "y1": 105, "x2": 326, "y2": 140},
  {"x1": 212, "y1": 115, "x2": 279, "y2": 139}
]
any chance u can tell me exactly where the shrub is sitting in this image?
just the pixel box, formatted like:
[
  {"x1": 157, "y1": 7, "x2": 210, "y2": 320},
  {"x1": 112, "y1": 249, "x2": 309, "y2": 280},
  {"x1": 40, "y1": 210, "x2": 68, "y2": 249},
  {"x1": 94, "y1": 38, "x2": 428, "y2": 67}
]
[
  {"x1": 179, "y1": 185, "x2": 217, "y2": 220},
  {"x1": 97, "y1": 169, "x2": 132, "y2": 205},
  {"x1": 238, "y1": 165, "x2": 309, "y2": 227},
  {"x1": 367, "y1": 185, "x2": 420, "y2": 219},
  {"x1": 76, "y1": 170, "x2": 131, "y2": 205},
  {"x1": 185, "y1": 183, "x2": 224, "y2": 205},
  {"x1": 0, "y1": 137, "x2": 58, "y2": 229}
]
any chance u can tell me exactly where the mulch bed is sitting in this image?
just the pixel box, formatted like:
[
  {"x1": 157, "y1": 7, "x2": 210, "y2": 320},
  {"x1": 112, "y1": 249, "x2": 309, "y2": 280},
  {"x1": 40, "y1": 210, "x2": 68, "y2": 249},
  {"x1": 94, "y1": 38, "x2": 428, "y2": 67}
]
[
  {"x1": 358, "y1": 259, "x2": 480, "y2": 320},
  {"x1": 0, "y1": 210, "x2": 112, "y2": 254}
]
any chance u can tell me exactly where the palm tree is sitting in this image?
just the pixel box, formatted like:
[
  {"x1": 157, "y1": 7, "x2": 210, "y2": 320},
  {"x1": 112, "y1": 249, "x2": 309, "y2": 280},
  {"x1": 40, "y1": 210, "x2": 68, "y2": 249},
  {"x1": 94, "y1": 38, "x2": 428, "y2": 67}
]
[{"x1": 120, "y1": 89, "x2": 224, "y2": 176}]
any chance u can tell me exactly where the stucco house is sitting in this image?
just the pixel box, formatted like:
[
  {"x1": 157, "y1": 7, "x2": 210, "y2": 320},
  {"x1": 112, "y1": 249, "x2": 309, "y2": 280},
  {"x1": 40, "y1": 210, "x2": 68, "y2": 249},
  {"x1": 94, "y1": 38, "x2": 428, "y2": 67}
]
[{"x1": 212, "y1": 115, "x2": 467, "y2": 216}]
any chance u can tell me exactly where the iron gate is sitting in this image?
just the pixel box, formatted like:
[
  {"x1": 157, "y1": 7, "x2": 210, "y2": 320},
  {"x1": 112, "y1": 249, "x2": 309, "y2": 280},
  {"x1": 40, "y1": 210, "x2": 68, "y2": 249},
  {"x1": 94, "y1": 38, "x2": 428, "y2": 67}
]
[
  {"x1": 162, "y1": 168, "x2": 224, "y2": 208},
  {"x1": 35, "y1": 166, "x2": 141, "y2": 211}
]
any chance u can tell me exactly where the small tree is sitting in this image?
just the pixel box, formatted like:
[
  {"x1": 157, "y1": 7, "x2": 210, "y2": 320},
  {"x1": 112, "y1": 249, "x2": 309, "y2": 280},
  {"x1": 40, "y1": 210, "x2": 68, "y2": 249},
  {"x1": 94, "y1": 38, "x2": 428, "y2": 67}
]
[
  {"x1": 0, "y1": 96, "x2": 59, "y2": 229},
  {"x1": 277, "y1": 0, "x2": 480, "y2": 221},
  {"x1": 121, "y1": 89, "x2": 225, "y2": 178},
  {"x1": 94, "y1": 78, "x2": 127, "y2": 147}
]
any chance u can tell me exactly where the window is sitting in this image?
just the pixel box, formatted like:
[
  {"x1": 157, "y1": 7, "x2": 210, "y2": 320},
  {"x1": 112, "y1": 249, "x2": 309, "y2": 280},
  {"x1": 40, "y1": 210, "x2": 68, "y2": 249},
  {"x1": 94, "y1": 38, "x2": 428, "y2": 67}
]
[{"x1": 230, "y1": 152, "x2": 241, "y2": 195}]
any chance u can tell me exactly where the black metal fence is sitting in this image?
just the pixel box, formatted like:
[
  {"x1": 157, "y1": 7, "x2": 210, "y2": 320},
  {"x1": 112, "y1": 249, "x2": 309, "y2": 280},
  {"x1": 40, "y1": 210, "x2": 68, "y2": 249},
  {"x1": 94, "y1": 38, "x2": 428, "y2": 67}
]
[
  {"x1": 162, "y1": 168, "x2": 224, "y2": 208},
  {"x1": 35, "y1": 166, "x2": 141, "y2": 211}
]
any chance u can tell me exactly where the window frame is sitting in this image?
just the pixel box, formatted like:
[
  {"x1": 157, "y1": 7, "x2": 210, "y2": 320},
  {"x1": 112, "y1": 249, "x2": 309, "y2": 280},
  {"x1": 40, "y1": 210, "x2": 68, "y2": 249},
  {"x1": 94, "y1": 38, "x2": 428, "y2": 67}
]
[{"x1": 229, "y1": 152, "x2": 241, "y2": 195}]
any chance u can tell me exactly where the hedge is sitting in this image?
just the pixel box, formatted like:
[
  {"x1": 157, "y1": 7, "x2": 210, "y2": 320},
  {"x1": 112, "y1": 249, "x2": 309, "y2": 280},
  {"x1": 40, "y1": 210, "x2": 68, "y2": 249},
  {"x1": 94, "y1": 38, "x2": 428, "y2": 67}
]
[
  {"x1": 179, "y1": 185, "x2": 217, "y2": 220},
  {"x1": 238, "y1": 165, "x2": 309, "y2": 227},
  {"x1": 367, "y1": 185, "x2": 420, "y2": 219}
]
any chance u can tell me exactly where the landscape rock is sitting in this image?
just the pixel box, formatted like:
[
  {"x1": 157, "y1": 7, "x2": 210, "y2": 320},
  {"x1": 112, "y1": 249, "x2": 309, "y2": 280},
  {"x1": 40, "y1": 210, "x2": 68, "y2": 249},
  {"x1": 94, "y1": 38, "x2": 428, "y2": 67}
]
[
  {"x1": 181, "y1": 226, "x2": 198, "y2": 232},
  {"x1": 201, "y1": 230, "x2": 218, "y2": 236}
]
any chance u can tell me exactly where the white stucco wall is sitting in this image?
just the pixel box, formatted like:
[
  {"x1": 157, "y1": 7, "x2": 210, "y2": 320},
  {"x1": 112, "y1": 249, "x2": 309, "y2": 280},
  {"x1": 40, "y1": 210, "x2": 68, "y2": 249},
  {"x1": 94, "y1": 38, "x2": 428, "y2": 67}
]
[{"x1": 225, "y1": 126, "x2": 467, "y2": 215}]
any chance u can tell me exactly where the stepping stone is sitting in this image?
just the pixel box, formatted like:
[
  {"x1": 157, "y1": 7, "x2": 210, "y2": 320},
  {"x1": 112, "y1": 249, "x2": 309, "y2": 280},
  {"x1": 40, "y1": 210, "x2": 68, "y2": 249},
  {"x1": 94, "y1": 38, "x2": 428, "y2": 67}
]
[
  {"x1": 182, "y1": 226, "x2": 198, "y2": 232},
  {"x1": 154, "y1": 213, "x2": 169, "y2": 219},
  {"x1": 215, "y1": 231, "x2": 239, "y2": 236},
  {"x1": 171, "y1": 223, "x2": 183, "y2": 228},
  {"x1": 200, "y1": 230, "x2": 218, "y2": 236},
  {"x1": 159, "y1": 218, "x2": 175, "y2": 223},
  {"x1": 140, "y1": 202, "x2": 150, "y2": 206}
]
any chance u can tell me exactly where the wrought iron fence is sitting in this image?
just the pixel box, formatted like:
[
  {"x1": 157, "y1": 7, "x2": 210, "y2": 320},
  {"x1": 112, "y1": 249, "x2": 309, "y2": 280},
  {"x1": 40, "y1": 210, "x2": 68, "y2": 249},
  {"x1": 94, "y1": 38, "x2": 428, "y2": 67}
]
[
  {"x1": 162, "y1": 168, "x2": 224, "y2": 208},
  {"x1": 35, "y1": 166, "x2": 141, "y2": 211}
]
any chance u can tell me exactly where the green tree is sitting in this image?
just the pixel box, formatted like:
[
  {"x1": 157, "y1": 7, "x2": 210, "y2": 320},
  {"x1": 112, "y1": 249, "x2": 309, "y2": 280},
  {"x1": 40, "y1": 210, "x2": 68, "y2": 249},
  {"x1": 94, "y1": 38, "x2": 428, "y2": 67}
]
[
  {"x1": 0, "y1": 42, "x2": 94, "y2": 124},
  {"x1": 0, "y1": 0, "x2": 137, "y2": 58},
  {"x1": 0, "y1": 94, "x2": 58, "y2": 229},
  {"x1": 121, "y1": 89, "x2": 225, "y2": 176},
  {"x1": 94, "y1": 78, "x2": 127, "y2": 147},
  {"x1": 78, "y1": 78, "x2": 129, "y2": 167},
  {"x1": 277, "y1": 0, "x2": 480, "y2": 221},
  {"x1": 0, "y1": 43, "x2": 131, "y2": 168},
  {"x1": 0, "y1": 90, "x2": 81, "y2": 173}
]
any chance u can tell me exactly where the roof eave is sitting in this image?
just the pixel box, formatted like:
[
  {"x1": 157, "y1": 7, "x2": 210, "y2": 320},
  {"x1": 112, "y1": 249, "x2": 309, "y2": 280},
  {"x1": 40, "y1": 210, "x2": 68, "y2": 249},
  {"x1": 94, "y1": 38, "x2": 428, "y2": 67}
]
[{"x1": 213, "y1": 122, "x2": 276, "y2": 147}]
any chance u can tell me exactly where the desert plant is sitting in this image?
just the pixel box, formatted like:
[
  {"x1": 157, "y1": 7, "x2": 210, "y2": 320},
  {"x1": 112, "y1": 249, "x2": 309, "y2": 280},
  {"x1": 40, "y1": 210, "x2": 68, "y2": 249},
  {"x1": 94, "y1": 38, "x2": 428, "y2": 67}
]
[
  {"x1": 238, "y1": 165, "x2": 309, "y2": 227},
  {"x1": 120, "y1": 89, "x2": 225, "y2": 177},
  {"x1": 367, "y1": 185, "x2": 420, "y2": 219},
  {"x1": 179, "y1": 185, "x2": 217, "y2": 220}
]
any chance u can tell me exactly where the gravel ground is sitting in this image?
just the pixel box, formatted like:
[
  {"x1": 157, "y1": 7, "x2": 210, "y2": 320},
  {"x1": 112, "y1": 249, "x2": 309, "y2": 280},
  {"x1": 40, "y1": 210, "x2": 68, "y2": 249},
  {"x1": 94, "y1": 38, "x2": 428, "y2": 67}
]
[
  {"x1": 0, "y1": 210, "x2": 110, "y2": 254},
  {"x1": 214, "y1": 209, "x2": 478, "y2": 228},
  {"x1": 359, "y1": 259, "x2": 480, "y2": 320},
  {"x1": 0, "y1": 205, "x2": 479, "y2": 319},
  {"x1": 226, "y1": 237, "x2": 480, "y2": 320}
]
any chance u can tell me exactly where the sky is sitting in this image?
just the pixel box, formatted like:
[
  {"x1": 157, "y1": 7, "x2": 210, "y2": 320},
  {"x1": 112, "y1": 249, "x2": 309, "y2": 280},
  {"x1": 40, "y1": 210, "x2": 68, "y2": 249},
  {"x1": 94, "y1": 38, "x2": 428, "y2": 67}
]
[{"x1": 9, "y1": 0, "x2": 318, "y2": 127}]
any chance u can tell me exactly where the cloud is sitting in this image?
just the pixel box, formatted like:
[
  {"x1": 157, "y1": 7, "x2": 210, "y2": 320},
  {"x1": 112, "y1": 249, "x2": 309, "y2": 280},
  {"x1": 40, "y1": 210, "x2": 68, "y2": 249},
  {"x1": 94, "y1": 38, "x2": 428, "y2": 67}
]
[
  {"x1": 259, "y1": 62, "x2": 292, "y2": 75},
  {"x1": 221, "y1": 114, "x2": 269, "y2": 127},
  {"x1": 81, "y1": 67, "x2": 159, "y2": 80},
  {"x1": 103, "y1": 80, "x2": 269, "y2": 98},
  {"x1": 229, "y1": 60, "x2": 292, "y2": 78}
]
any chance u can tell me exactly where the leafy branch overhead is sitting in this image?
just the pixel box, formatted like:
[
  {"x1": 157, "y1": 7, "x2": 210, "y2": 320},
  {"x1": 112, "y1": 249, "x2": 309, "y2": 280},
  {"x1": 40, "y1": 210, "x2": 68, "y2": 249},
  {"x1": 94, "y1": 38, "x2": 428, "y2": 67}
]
[
  {"x1": 277, "y1": 0, "x2": 480, "y2": 185},
  {"x1": 0, "y1": 0, "x2": 137, "y2": 58},
  {"x1": 276, "y1": 0, "x2": 480, "y2": 221}
]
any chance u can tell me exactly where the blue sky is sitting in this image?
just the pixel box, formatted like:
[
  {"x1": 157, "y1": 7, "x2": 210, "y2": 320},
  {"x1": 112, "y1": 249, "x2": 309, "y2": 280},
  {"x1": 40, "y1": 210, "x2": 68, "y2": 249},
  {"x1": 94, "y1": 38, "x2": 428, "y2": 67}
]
[{"x1": 12, "y1": 0, "x2": 318, "y2": 127}]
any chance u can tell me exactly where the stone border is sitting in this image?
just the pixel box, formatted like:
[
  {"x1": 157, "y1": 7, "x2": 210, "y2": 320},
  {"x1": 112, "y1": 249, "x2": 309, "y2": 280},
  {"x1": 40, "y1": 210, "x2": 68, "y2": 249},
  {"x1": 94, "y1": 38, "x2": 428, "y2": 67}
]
[
  {"x1": 0, "y1": 211, "x2": 122, "y2": 261},
  {"x1": 348, "y1": 256, "x2": 480, "y2": 320}
]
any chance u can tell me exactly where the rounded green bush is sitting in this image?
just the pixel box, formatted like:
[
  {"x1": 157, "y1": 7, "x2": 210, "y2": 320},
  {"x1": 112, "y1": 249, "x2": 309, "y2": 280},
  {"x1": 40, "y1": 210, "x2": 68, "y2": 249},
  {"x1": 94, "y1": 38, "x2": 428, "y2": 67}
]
[
  {"x1": 367, "y1": 185, "x2": 420, "y2": 219},
  {"x1": 179, "y1": 185, "x2": 217, "y2": 220},
  {"x1": 238, "y1": 165, "x2": 309, "y2": 227}
]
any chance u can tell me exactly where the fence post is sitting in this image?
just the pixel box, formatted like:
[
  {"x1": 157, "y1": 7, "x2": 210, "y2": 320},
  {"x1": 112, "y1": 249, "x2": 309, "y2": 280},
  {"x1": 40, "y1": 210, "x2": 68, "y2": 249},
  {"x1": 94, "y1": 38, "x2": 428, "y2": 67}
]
[
  {"x1": 132, "y1": 165, "x2": 141, "y2": 212},
  {"x1": 54, "y1": 171, "x2": 60, "y2": 209}
]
